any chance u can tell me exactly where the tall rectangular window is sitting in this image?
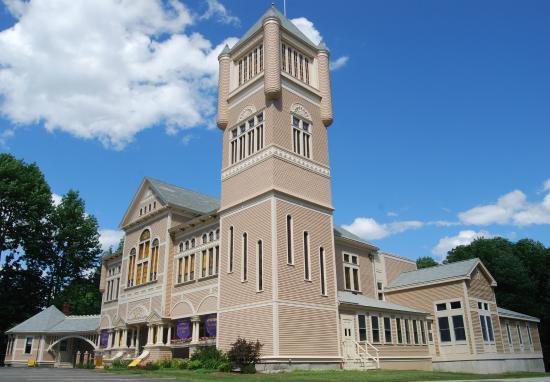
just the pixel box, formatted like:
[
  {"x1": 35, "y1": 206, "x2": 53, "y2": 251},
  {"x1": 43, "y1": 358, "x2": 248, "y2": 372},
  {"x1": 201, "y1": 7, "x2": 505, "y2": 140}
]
[
  {"x1": 384, "y1": 317, "x2": 392, "y2": 343},
  {"x1": 517, "y1": 324, "x2": 523, "y2": 346},
  {"x1": 413, "y1": 319, "x2": 419, "y2": 344},
  {"x1": 319, "y1": 247, "x2": 326, "y2": 295},
  {"x1": 371, "y1": 316, "x2": 380, "y2": 343},
  {"x1": 303, "y1": 231, "x2": 310, "y2": 280},
  {"x1": 420, "y1": 321, "x2": 427, "y2": 344},
  {"x1": 24, "y1": 337, "x2": 33, "y2": 354},
  {"x1": 201, "y1": 250, "x2": 207, "y2": 278},
  {"x1": 292, "y1": 115, "x2": 311, "y2": 159},
  {"x1": 358, "y1": 314, "x2": 367, "y2": 341},
  {"x1": 526, "y1": 324, "x2": 532, "y2": 345},
  {"x1": 452, "y1": 315, "x2": 466, "y2": 341},
  {"x1": 215, "y1": 246, "x2": 220, "y2": 275},
  {"x1": 228, "y1": 226, "x2": 234, "y2": 273},
  {"x1": 242, "y1": 233, "x2": 248, "y2": 281},
  {"x1": 427, "y1": 321, "x2": 433, "y2": 342},
  {"x1": 230, "y1": 112, "x2": 263, "y2": 165},
  {"x1": 343, "y1": 253, "x2": 360, "y2": 291},
  {"x1": 396, "y1": 318, "x2": 403, "y2": 344},
  {"x1": 506, "y1": 323, "x2": 513, "y2": 346},
  {"x1": 286, "y1": 215, "x2": 293, "y2": 264},
  {"x1": 257, "y1": 240, "x2": 263, "y2": 291},
  {"x1": 438, "y1": 317, "x2": 451, "y2": 342}
]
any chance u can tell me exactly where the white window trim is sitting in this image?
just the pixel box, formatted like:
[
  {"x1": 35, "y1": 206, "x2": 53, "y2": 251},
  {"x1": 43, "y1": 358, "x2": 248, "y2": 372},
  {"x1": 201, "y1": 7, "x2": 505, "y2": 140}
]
[
  {"x1": 303, "y1": 231, "x2": 311, "y2": 281},
  {"x1": 228, "y1": 226, "x2": 234, "y2": 273},
  {"x1": 241, "y1": 232, "x2": 248, "y2": 282},
  {"x1": 256, "y1": 240, "x2": 263, "y2": 292},
  {"x1": 290, "y1": 113, "x2": 313, "y2": 159},
  {"x1": 24, "y1": 337, "x2": 33, "y2": 354},
  {"x1": 175, "y1": 252, "x2": 196, "y2": 284},
  {"x1": 105, "y1": 262, "x2": 121, "y2": 302},
  {"x1": 319, "y1": 247, "x2": 327, "y2": 296},
  {"x1": 434, "y1": 299, "x2": 468, "y2": 346},
  {"x1": 342, "y1": 252, "x2": 361, "y2": 292},
  {"x1": 286, "y1": 215, "x2": 294, "y2": 265},
  {"x1": 229, "y1": 110, "x2": 265, "y2": 165},
  {"x1": 382, "y1": 316, "x2": 393, "y2": 344}
]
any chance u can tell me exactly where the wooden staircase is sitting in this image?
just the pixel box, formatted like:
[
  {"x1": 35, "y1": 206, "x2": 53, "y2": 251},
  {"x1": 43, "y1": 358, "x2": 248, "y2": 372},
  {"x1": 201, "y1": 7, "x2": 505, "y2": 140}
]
[{"x1": 342, "y1": 340, "x2": 380, "y2": 370}]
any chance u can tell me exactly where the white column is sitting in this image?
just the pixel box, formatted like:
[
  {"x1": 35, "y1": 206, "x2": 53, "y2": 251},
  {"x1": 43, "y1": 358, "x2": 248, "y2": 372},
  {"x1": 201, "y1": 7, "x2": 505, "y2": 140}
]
[
  {"x1": 146, "y1": 325, "x2": 153, "y2": 345},
  {"x1": 166, "y1": 325, "x2": 172, "y2": 346},
  {"x1": 156, "y1": 325, "x2": 163, "y2": 345},
  {"x1": 191, "y1": 316, "x2": 200, "y2": 343},
  {"x1": 135, "y1": 327, "x2": 140, "y2": 357},
  {"x1": 122, "y1": 329, "x2": 128, "y2": 348},
  {"x1": 115, "y1": 330, "x2": 121, "y2": 348},
  {"x1": 107, "y1": 331, "x2": 113, "y2": 350}
]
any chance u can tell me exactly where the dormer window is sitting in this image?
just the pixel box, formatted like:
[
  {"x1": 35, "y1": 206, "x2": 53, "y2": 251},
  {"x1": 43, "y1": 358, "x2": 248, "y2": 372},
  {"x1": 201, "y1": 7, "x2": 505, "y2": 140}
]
[{"x1": 230, "y1": 111, "x2": 264, "y2": 165}]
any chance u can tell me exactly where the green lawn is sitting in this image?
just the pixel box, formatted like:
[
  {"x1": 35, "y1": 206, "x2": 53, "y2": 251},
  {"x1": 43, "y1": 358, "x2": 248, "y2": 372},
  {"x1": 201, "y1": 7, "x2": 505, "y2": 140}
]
[{"x1": 103, "y1": 368, "x2": 549, "y2": 382}]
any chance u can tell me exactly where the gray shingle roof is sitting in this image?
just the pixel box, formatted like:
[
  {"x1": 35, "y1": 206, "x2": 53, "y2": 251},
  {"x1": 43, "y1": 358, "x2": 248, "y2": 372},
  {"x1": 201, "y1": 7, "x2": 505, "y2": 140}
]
[
  {"x1": 333, "y1": 225, "x2": 378, "y2": 249},
  {"x1": 230, "y1": 5, "x2": 318, "y2": 53},
  {"x1": 386, "y1": 258, "x2": 480, "y2": 290},
  {"x1": 6, "y1": 306, "x2": 99, "y2": 334},
  {"x1": 338, "y1": 291, "x2": 426, "y2": 314},
  {"x1": 497, "y1": 307, "x2": 540, "y2": 322},
  {"x1": 147, "y1": 177, "x2": 219, "y2": 214}
]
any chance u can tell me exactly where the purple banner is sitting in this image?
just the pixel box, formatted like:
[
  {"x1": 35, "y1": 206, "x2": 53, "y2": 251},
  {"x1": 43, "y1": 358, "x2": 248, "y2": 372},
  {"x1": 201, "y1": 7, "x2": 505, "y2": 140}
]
[
  {"x1": 100, "y1": 329, "x2": 109, "y2": 348},
  {"x1": 205, "y1": 315, "x2": 217, "y2": 337},
  {"x1": 176, "y1": 319, "x2": 191, "y2": 339}
]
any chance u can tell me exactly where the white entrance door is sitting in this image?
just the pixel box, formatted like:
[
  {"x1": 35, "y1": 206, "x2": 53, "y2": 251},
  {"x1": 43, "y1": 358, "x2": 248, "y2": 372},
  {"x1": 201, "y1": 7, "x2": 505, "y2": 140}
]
[{"x1": 341, "y1": 315, "x2": 356, "y2": 358}]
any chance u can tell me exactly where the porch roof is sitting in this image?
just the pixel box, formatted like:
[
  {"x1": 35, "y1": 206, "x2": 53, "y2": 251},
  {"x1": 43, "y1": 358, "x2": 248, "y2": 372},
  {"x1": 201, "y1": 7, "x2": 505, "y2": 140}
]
[
  {"x1": 338, "y1": 291, "x2": 427, "y2": 315},
  {"x1": 497, "y1": 307, "x2": 540, "y2": 323},
  {"x1": 6, "y1": 305, "x2": 99, "y2": 334}
]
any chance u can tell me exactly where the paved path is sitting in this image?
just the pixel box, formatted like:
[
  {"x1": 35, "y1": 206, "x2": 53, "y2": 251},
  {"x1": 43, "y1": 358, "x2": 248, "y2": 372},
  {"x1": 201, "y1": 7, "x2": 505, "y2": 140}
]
[{"x1": 0, "y1": 368, "x2": 177, "y2": 382}]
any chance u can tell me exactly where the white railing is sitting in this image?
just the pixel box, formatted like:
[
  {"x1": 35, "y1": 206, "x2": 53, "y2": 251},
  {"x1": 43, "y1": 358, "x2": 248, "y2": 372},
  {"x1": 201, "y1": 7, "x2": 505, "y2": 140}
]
[{"x1": 342, "y1": 339, "x2": 380, "y2": 369}]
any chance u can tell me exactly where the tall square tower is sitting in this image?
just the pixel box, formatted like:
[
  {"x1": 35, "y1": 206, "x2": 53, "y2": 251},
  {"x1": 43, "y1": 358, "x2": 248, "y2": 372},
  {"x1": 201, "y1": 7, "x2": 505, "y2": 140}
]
[{"x1": 216, "y1": 5, "x2": 340, "y2": 368}]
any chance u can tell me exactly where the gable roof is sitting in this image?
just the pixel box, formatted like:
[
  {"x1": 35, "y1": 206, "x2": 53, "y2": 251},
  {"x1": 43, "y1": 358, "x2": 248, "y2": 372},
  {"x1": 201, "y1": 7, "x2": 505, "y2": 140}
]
[
  {"x1": 147, "y1": 177, "x2": 219, "y2": 214},
  {"x1": 497, "y1": 307, "x2": 540, "y2": 323},
  {"x1": 333, "y1": 225, "x2": 378, "y2": 250},
  {"x1": 230, "y1": 5, "x2": 319, "y2": 53},
  {"x1": 120, "y1": 177, "x2": 220, "y2": 228},
  {"x1": 6, "y1": 306, "x2": 99, "y2": 334},
  {"x1": 385, "y1": 258, "x2": 496, "y2": 291},
  {"x1": 338, "y1": 291, "x2": 426, "y2": 315}
]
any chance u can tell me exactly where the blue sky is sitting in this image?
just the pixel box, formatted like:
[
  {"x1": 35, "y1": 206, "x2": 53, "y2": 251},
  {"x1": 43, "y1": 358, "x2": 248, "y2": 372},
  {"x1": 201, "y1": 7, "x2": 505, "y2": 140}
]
[{"x1": 1, "y1": 0, "x2": 549, "y2": 260}]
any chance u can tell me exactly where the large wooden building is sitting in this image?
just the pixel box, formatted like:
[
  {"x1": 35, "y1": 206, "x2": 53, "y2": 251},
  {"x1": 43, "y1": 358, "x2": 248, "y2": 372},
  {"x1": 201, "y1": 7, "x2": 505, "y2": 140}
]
[{"x1": 4, "y1": 5, "x2": 545, "y2": 373}]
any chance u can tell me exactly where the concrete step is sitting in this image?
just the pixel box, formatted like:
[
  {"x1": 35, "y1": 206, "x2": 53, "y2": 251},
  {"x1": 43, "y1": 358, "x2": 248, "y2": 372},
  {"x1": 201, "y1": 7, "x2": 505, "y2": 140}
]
[
  {"x1": 57, "y1": 362, "x2": 73, "y2": 368},
  {"x1": 343, "y1": 358, "x2": 378, "y2": 370}
]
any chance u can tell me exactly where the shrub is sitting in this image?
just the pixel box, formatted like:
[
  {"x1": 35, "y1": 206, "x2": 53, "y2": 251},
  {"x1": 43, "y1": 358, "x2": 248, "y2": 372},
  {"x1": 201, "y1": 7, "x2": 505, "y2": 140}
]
[
  {"x1": 138, "y1": 362, "x2": 160, "y2": 371},
  {"x1": 226, "y1": 337, "x2": 263, "y2": 372},
  {"x1": 177, "y1": 359, "x2": 190, "y2": 369},
  {"x1": 190, "y1": 346, "x2": 228, "y2": 370},
  {"x1": 111, "y1": 360, "x2": 130, "y2": 369},
  {"x1": 241, "y1": 364, "x2": 256, "y2": 374},
  {"x1": 75, "y1": 361, "x2": 95, "y2": 369},
  {"x1": 187, "y1": 359, "x2": 202, "y2": 370},
  {"x1": 218, "y1": 361, "x2": 232, "y2": 372}
]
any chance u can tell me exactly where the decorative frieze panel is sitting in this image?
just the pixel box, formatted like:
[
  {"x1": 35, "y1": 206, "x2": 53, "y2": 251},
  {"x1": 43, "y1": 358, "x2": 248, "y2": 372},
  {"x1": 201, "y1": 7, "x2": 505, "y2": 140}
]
[
  {"x1": 221, "y1": 145, "x2": 330, "y2": 180},
  {"x1": 237, "y1": 105, "x2": 257, "y2": 123}
]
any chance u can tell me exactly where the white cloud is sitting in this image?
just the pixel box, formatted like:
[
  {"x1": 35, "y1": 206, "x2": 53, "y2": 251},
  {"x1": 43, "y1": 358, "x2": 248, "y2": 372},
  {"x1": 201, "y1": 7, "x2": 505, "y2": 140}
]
[
  {"x1": 51, "y1": 193, "x2": 62, "y2": 207},
  {"x1": 330, "y1": 56, "x2": 349, "y2": 71},
  {"x1": 343, "y1": 217, "x2": 423, "y2": 241},
  {"x1": 291, "y1": 17, "x2": 322, "y2": 45},
  {"x1": 199, "y1": 0, "x2": 240, "y2": 26},
  {"x1": 0, "y1": 0, "x2": 238, "y2": 149},
  {"x1": 387, "y1": 211, "x2": 398, "y2": 217},
  {"x1": 458, "y1": 181, "x2": 550, "y2": 226},
  {"x1": 99, "y1": 229, "x2": 124, "y2": 251},
  {"x1": 431, "y1": 230, "x2": 492, "y2": 260},
  {"x1": 0, "y1": 129, "x2": 14, "y2": 146}
]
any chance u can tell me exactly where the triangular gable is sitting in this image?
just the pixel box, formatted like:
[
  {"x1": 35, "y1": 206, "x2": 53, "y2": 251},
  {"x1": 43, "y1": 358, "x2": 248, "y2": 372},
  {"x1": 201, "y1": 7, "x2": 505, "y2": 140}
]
[
  {"x1": 467, "y1": 260, "x2": 498, "y2": 287},
  {"x1": 6, "y1": 306, "x2": 65, "y2": 333},
  {"x1": 119, "y1": 178, "x2": 166, "y2": 229}
]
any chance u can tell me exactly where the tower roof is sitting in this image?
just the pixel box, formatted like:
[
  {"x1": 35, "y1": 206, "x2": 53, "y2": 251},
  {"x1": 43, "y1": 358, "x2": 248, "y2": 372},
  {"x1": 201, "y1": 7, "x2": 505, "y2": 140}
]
[{"x1": 230, "y1": 5, "x2": 318, "y2": 53}]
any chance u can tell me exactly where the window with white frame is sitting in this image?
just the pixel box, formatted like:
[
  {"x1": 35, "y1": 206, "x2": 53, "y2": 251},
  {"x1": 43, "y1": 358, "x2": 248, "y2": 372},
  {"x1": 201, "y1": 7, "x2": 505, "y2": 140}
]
[
  {"x1": 383, "y1": 317, "x2": 392, "y2": 343},
  {"x1": 230, "y1": 112, "x2": 264, "y2": 165},
  {"x1": 257, "y1": 240, "x2": 263, "y2": 292},
  {"x1": 506, "y1": 321, "x2": 513, "y2": 348},
  {"x1": 404, "y1": 318, "x2": 411, "y2": 344},
  {"x1": 371, "y1": 315, "x2": 380, "y2": 343},
  {"x1": 396, "y1": 318, "x2": 403, "y2": 344},
  {"x1": 135, "y1": 229, "x2": 151, "y2": 286},
  {"x1": 105, "y1": 263, "x2": 121, "y2": 302},
  {"x1": 228, "y1": 226, "x2": 234, "y2": 273},
  {"x1": 200, "y1": 246, "x2": 219, "y2": 278},
  {"x1": 516, "y1": 324, "x2": 524, "y2": 348},
  {"x1": 292, "y1": 115, "x2": 311, "y2": 158},
  {"x1": 24, "y1": 337, "x2": 33, "y2": 354},
  {"x1": 526, "y1": 323, "x2": 533, "y2": 347},
  {"x1": 413, "y1": 319, "x2": 420, "y2": 344},
  {"x1": 420, "y1": 320, "x2": 427, "y2": 344},
  {"x1": 477, "y1": 302, "x2": 495, "y2": 343},
  {"x1": 358, "y1": 314, "x2": 367, "y2": 341},
  {"x1": 286, "y1": 215, "x2": 293, "y2": 264},
  {"x1": 377, "y1": 282, "x2": 384, "y2": 301},
  {"x1": 319, "y1": 247, "x2": 327, "y2": 296},
  {"x1": 343, "y1": 253, "x2": 360, "y2": 292},
  {"x1": 427, "y1": 320, "x2": 434, "y2": 342},
  {"x1": 303, "y1": 231, "x2": 310, "y2": 280},
  {"x1": 435, "y1": 300, "x2": 467, "y2": 344},
  {"x1": 177, "y1": 253, "x2": 195, "y2": 283},
  {"x1": 242, "y1": 233, "x2": 248, "y2": 282}
]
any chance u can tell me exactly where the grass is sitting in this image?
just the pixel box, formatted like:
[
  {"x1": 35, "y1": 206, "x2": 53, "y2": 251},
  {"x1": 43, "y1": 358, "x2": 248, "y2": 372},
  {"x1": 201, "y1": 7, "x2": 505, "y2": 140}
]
[{"x1": 103, "y1": 368, "x2": 549, "y2": 382}]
